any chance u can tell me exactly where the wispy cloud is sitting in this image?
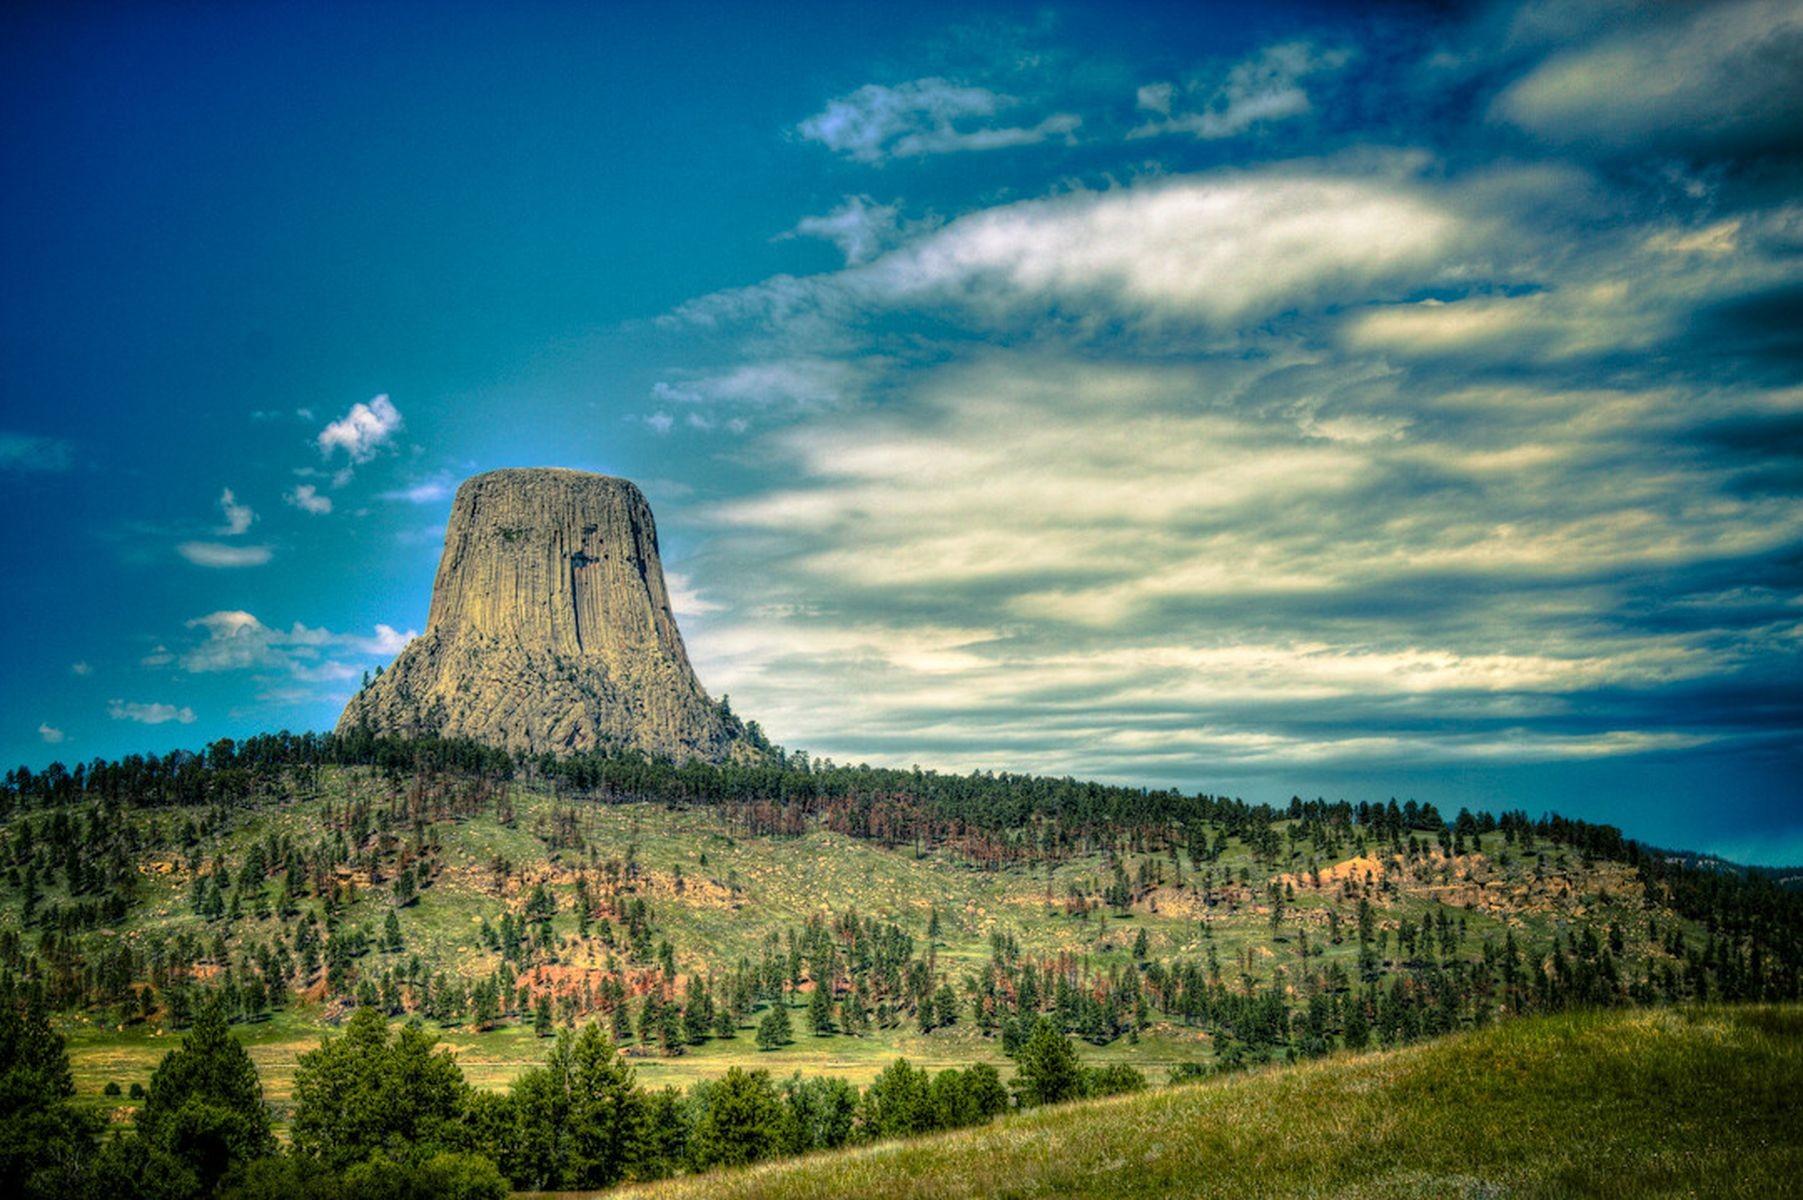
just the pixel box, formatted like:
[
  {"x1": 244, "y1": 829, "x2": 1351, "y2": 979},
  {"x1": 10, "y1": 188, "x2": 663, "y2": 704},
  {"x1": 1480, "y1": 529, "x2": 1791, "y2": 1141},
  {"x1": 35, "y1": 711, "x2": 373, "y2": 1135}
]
[
  {"x1": 1131, "y1": 42, "x2": 1348, "y2": 141},
  {"x1": 678, "y1": 165, "x2": 1468, "y2": 342},
  {"x1": 652, "y1": 358, "x2": 864, "y2": 420},
  {"x1": 1495, "y1": 0, "x2": 1803, "y2": 157},
  {"x1": 37, "y1": 723, "x2": 64, "y2": 744},
  {"x1": 0, "y1": 432, "x2": 73, "y2": 472},
  {"x1": 378, "y1": 478, "x2": 452, "y2": 504},
  {"x1": 108, "y1": 699, "x2": 195, "y2": 725},
  {"x1": 177, "y1": 541, "x2": 272, "y2": 568},
  {"x1": 788, "y1": 196, "x2": 909, "y2": 266},
  {"x1": 798, "y1": 78, "x2": 1079, "y2": 162}
]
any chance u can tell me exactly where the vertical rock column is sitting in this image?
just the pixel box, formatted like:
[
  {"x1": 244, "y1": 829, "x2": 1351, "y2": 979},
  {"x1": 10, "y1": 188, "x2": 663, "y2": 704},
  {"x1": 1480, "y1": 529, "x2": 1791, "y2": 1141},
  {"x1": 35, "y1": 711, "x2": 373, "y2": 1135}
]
[{"x1": 337, "y1": 467, "x2": 745, "y2": 762}]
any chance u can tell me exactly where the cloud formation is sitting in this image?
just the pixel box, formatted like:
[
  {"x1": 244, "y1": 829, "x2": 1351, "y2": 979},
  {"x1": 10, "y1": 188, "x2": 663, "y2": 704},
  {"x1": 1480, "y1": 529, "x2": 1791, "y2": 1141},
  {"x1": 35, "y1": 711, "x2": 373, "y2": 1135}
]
[
  {"x1": 108, "y1": 699, "x2": 196, "y2": 725},
  {"x1": 378, "y1": 479, "x2": 452, "y2": 505},
  {"x1": 177, "y1": 609, "x2": 415, "y2": 675},
  {"x1": 286, "y1": 483, "x2": 333, "y2": 514},
  {"x1": 1132, "y1": 42, "x2": 1348, "y2": 140},
  {"x1": 1496, "y1": 0, "x2": 1803, "y2": 157},
  {"x1": 317, "y1": 394, "x2": 402, "y2": 463},
  {"x1": 215, "y1": 487, "x2": 255, "y2": 535},
  {"x1": 678, "y1": 167, "x2": 1470, "y2": 342},
  {"x1": 176, "y1": 541, "x2": 273, "y2": 568},
  {"x1": 789, "y1": 196, "x2": 908, "y2": 266},
  {"x1": 661, "y1": 35, "x2": 1803, "y2": 799},
  {"x1": 798, "y1": 78, "x2": 1080, "y2": 162},
  {"x1": 37, "y1": 723, "x2": 63, "y2": 744},
  {"x1": 0, "y1": 432, "x2": 73, "y2": 472}
]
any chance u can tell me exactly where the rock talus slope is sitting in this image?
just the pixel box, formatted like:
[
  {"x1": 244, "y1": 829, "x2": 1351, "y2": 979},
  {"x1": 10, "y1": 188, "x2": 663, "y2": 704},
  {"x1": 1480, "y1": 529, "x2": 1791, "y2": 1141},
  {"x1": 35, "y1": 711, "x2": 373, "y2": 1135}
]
[{"x1": 337, "y1": 468, "x2": 750, "y2": 762}]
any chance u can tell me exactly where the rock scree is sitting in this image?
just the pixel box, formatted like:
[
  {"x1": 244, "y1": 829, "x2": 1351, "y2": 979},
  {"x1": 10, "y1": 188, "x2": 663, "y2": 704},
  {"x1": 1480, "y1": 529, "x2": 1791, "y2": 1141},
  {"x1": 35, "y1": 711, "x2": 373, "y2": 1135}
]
[{"x1": 337, "y1": 467, "x2": 755, "y2": 762}]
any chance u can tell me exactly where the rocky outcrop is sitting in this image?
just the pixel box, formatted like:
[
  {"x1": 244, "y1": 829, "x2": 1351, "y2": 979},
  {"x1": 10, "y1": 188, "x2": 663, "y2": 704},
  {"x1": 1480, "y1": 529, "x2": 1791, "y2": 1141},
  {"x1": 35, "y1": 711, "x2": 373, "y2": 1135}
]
[{"x1": 337, "y1": 468, "x2": 754, "y2": 763}]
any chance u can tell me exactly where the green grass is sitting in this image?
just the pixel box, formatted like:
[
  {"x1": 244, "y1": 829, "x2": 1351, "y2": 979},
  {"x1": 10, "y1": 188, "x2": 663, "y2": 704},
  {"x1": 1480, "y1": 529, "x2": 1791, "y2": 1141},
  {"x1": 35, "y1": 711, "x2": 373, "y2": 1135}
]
[{"x1": 573, "y1": 1005, "x2": 1802, "y2": 1200}]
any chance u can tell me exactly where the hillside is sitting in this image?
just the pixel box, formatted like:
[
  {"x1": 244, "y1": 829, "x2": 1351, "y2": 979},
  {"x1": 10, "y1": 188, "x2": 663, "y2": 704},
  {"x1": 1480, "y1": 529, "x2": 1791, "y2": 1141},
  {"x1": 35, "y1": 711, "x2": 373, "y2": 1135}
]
[
  {"x1": 600, "y1": 1005, "x2": 1803, "y2": 1200},
  {"x1": 5, "y1": 734, "x2": 1797, "y2": 1120}
]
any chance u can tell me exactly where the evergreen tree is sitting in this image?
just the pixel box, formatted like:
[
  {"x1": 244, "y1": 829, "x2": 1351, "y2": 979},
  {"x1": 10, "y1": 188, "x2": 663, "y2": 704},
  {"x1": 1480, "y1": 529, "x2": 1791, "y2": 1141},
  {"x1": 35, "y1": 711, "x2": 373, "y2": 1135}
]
[
  {"x1": 508, "y1": 1023, "x2": 645, "y2": 1191},
  {"x1": 137, "y1": 1000, "x2": 275, "y2": 1193},
  {"x1": 689, "y1": 1067, "x2": 787, "y2": 1170},
  {"x1": 756, "y1": 1003, "x2": 792, "y2": 1051},
  {"x1": 0, "y1": 994, "x2": 99, "y2": 1199},
  {"x1": 807, "y1": 983, "x2": 835, "y2": 1036},
  {"x1": 860, "y1": 1057, "x2": 933, "y2": 1138},
  {"x1": 290, "y1": 1007, "x2": 469, "y2": 1172},
  {"x1": 1014, "y1": 1017, "x2": 1084, "y2": 1106}
]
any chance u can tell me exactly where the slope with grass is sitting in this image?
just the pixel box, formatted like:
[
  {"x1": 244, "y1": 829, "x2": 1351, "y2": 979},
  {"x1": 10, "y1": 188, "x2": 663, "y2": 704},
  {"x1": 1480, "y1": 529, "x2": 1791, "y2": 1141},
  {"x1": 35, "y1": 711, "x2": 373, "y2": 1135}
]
[
  {"x1": 594, "y1": 1005, "x2": 1803, "y2": 1200},
  {"x1": 25, "y1": 760, "x2": 1712, "y2": 1115},
  {"x1": 8, "y1": 738, "x2": 1796, "y2": 1135}
]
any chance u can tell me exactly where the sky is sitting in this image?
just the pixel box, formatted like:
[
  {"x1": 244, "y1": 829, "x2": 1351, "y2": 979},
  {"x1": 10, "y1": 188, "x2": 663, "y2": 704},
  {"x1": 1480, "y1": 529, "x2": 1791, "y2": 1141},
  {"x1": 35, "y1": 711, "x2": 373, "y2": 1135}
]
[{"x1": 3, "y1": 0, "x2": 1801, "y2": 864}]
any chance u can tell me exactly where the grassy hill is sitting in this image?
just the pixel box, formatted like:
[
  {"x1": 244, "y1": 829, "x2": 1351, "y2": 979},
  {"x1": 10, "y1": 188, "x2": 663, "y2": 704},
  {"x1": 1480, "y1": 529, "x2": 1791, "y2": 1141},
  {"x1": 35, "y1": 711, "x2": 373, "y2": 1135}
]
[
  {"x1": 10, "y1": 757, "x2": 1714, "y2": 1113},
  {"x1": 596, "y1": 1005, "x2": 1803, "y2": 1200},
  {"x1": 3, "y1": 736, "x2": 1795, "y2": 1137}
]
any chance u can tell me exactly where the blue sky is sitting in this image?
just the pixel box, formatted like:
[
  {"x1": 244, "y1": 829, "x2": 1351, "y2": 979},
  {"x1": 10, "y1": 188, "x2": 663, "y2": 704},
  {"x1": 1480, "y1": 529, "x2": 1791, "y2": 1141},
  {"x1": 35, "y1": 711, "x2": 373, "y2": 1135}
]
[{"x1": 4, "y1": 0, "x2": 1801, "y2": 863}]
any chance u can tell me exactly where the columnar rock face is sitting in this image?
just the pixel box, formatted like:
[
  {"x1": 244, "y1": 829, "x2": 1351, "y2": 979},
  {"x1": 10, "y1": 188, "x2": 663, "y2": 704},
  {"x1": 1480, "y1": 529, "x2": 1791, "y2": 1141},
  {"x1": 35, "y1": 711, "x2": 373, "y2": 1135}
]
[{"x1": 337, "y1": 468, "x2": 751, "y2": 762}]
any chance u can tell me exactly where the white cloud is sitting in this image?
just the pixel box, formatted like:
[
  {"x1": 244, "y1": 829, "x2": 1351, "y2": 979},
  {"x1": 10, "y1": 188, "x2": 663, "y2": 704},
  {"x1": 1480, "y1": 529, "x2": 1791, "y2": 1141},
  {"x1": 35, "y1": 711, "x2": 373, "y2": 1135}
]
[
  {"x1": 350, "y1": 624, "x2": 415, "y2": 656},
  {"x1": 0, "y1": 432, "x2": 73, "y2": 472},
  {"x1": 317, "y1": 394, "x2": 402, "y2": 463},
  {"x1": 645, "y1": 412, "x2": 674, "y2": 435},
  {"x1": 1132, "y1": 42, "x2": 1348, "y2": 141},
  {"x1": 178, "y1": 610, "x2": 416, "y2": 676},
  {"x1": 37, "y1": 723, "x2": 64, "y2": 744},
  {"x1": 181, "y1": 611, "x2": 289, "y2": 672},
  {"x1": 108, "y1": 699, "x2": 196, "y2": 725},
  {"x1": 665, "y1": 571, "x2": 724, "y2": 618},
  {"x1": 286, "y1": 484, "x2": 333, "y2": 514},
  {"x1": 70, "y1": 661, "x2": 91, "y2": 676},
  {"x1": 177, "y1": 541, "x2": 272, "y2": 568},
  {"x1": 680, "y1": 167, "x2": 1468, "y2": 339},
  {"x1": 215, "y1": 487, "x2": 255, "y2": 535},
  {"x1": 798, "y1": 78, "x2": 1080, "y2": 162}
]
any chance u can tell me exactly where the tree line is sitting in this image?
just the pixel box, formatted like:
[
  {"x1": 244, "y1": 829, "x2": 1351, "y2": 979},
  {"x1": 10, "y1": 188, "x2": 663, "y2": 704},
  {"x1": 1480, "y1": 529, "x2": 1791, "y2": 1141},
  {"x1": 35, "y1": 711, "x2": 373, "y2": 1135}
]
[{"x1": 0, "y1": 985, "x2": 1142, "y2": 1200}]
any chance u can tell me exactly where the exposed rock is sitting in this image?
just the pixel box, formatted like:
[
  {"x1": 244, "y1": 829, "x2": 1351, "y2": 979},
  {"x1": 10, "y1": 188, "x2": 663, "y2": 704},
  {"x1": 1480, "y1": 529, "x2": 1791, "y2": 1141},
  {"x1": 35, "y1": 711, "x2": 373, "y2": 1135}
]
[{"x1": 337, "y1": 467, "x2": 755, "y2": 763}]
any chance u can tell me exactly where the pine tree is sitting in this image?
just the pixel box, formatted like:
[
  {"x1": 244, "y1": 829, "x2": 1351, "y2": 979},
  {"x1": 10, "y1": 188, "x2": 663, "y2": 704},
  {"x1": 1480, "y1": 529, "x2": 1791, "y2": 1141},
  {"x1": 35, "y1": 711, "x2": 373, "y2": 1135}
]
[
  {"x1": 1014, "y1": 1017, "x2": 1083, "y2": 1106},
  {"x1": 808, "y1": 983, "x2": 835, "y2": 1036},
  {"x1": 755, "y1": 1003, "x2": 792, "y2": 1051},
  {"x1": 138, "y1": 1000, "x2": 274, "y2": 1191}
]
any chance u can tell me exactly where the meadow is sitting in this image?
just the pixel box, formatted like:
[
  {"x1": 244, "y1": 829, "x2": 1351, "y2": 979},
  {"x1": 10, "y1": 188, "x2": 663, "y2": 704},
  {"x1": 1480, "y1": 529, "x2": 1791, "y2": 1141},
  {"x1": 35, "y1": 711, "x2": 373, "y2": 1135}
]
[{"x1": 590, "y1": 1005, "x2": 1803, "y2": 1200}]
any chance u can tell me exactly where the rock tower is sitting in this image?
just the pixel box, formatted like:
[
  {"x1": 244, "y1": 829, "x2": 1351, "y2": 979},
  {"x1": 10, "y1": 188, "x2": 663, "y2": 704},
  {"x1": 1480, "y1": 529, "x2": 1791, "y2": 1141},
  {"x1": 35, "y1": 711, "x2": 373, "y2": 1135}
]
[{"x1": 337, "y1": 468, "x2": 752, "y2": 762}]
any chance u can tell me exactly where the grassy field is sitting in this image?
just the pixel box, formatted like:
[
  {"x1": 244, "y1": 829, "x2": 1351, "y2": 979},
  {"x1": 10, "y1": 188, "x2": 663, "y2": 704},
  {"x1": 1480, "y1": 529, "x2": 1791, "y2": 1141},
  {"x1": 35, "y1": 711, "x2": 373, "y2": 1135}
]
[{"x1": 577, "y1": 1005, "x2": 1803, "y2": 1200}]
